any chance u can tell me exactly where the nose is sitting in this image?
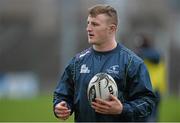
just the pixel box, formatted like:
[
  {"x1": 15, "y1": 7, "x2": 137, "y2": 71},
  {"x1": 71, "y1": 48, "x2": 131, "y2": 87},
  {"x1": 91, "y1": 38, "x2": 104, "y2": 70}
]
[{"x1": 86, "y1": 24, "x2": 92, "y2": 32}]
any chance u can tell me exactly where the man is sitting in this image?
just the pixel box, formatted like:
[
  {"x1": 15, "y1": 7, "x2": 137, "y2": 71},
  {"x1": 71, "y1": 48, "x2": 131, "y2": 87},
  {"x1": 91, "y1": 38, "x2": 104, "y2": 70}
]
[{"x1": 53, "y1": 4, "x2": 156, "y2": 122}]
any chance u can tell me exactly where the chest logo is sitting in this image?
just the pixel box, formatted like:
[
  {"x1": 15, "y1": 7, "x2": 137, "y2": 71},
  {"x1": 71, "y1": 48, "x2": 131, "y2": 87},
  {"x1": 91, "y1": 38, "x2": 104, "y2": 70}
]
[
  {"x1": 80, "y1": 64, "x2": 90, "y2": 73},
  {"x1": 106, "y1": 65, "x2": 119, "y2": 74}
]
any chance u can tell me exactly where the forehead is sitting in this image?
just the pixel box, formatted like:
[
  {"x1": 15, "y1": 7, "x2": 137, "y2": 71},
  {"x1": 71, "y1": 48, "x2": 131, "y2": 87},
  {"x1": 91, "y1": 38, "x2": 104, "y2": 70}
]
[{"x1": 87, "y1": 14, "x2": 109, "y2": 23}]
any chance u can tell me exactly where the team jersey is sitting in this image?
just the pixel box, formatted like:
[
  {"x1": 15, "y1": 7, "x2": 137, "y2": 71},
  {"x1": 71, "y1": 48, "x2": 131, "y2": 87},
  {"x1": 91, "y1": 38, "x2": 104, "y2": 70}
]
[{"x1": 53, "y1": 43, "x2": 156, "y2": 122}]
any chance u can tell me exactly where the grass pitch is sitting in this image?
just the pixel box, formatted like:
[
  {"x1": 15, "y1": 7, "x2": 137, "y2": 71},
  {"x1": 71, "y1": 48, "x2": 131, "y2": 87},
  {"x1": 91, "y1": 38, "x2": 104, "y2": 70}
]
[{"x1": 0, "y1": 95, "x2": 179, "y2": 122}]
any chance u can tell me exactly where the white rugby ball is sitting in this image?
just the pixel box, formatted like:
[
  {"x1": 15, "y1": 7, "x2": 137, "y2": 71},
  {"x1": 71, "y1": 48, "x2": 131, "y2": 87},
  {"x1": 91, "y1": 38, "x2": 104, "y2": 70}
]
[{"x1": 87, "y1": 73, "x2": 118, "y2": 103}]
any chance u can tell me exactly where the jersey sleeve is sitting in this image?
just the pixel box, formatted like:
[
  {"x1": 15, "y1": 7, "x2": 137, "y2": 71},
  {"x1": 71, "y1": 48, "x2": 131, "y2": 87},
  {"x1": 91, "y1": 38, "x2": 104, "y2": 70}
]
[
  {"x1": 121, "y1": 57, "x2": 157, "y2": 121},
  {"x1": 53, "y1": 57, "x2": 76, "y2": 115}
]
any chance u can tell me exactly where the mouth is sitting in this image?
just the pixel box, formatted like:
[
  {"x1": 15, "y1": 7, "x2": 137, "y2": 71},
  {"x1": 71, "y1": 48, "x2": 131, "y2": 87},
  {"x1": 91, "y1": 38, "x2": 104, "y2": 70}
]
[{"x1": 88, "y1": 33, "x2": 94, "y2": 38}]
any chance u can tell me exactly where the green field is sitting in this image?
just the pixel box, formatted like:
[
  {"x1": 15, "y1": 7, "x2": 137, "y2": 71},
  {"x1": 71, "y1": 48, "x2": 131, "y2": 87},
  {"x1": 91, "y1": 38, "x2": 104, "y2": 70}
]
[
  {"x1": 0, "y1": 95, "x2": 179, "y2": 122},
  {"x1": 158, "y1": 96, "x2": 180, "y2": 122},
  {"x1": 0, "y1": 95, "x2": 73, "y2": 122}
]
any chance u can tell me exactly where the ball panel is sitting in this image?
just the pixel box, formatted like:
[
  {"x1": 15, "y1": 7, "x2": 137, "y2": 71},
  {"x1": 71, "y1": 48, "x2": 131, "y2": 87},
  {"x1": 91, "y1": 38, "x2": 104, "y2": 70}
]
[
  {"x1": 87, "y1": 73, "x2": 118, "y2": 104},
  {"x1": 88, "y1": 85, "x2": 96, "y2": 103}
]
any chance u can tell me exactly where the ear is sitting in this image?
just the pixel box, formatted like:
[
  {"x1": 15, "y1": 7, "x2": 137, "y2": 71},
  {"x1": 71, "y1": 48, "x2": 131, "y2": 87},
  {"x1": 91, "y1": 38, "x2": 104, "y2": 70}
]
[{"x1": 108, "y1": 24, "x2": 117, "y2": 33}]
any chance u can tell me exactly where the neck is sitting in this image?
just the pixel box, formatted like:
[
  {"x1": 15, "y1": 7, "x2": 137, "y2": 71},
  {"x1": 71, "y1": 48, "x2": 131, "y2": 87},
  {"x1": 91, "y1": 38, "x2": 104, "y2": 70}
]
[{"x1": 93, "y1": 39, "x2": 117, "y2": 52}]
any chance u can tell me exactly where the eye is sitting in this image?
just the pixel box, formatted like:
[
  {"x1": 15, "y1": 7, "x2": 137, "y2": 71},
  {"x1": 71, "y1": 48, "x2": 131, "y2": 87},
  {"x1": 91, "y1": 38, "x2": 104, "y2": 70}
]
[{"x1": 91, "y1": 22, "x2": 99, "y2": 27}]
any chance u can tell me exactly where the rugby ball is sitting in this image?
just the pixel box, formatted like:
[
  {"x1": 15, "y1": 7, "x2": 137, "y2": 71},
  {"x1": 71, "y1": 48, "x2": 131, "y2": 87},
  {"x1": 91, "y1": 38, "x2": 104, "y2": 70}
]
[{"x1": 87, "y1": 73, "x2": 118, "y2": 103}]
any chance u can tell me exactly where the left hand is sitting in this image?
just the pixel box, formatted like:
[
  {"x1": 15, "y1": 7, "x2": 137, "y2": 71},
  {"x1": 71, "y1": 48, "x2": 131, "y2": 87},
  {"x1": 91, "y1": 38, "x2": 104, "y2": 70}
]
[{"x1": 91, "y1": 94, "x2": 123, "y2": 115}]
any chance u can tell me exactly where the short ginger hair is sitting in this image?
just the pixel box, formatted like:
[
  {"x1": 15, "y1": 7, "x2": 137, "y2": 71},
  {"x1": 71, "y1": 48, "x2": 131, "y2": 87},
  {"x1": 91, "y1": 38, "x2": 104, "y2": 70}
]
[{"x1": 88, "y1": 4, "x2": 118, "y2": 26}]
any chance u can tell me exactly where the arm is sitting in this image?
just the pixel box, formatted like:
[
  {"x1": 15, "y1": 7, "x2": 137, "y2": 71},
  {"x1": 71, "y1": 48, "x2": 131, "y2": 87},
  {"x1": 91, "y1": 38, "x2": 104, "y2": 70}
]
[
  {"x1": 91, "y1": 58, "x2": 156, "y2": 121},
  {"x1": 53, "y1": 58, "x2": 75, "y2": 119},
  {"x1": 121, "y1": 60, "x2": 156, "y2": 121}
]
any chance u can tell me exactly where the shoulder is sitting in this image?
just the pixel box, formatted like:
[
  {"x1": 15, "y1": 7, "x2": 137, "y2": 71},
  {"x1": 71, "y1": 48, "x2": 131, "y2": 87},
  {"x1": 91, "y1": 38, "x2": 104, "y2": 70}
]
[
  {"x1": 118, "y1": 43, "x2": 143, "y2": 64},
  {"x1": 117, "y1": 44, "x2": 147, "y2": 77},
  {"x1": 75, "y1": 47, "x2": 92, "y2": 60},
  {"x1": 64, "y1": 48, "x2": 91, "y2": 73},
  {"x1": 67, "y1": 47, "x2": 93, "y2": 65}
]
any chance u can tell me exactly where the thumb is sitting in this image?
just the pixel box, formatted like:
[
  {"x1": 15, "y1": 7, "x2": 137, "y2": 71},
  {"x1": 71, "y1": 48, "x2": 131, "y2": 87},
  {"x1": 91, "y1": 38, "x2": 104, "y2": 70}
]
[
  {"x1": 109, "y1": 94, "x2": 117, "y2": 101},
  {"x1": 61, "y1": 101, "x2": 67, "y2": 107}
]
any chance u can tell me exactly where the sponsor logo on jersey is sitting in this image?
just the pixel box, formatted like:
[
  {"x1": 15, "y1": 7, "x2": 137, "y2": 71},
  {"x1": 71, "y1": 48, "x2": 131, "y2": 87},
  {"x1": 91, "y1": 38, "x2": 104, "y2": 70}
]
[
  {"x1": 106, "y1": 65, "x2": 119, "y2": 74},
  {"x1": 80, "y1": 64, "x2": 90, "y2": 73}
]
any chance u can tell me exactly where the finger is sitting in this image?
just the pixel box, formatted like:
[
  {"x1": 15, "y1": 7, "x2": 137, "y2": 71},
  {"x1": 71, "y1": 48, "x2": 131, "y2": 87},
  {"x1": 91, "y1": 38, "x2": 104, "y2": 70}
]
[
  {"x1": 55, "y1": 103, "x2": 69, "y2": 110},
  {"x1": 91, "y1": 101, "x2": 110, "y2": 110},
  {"x1": 56, "y1": 101, "x2": 68, "y2": 107},
  {"x1": 94, "y1": 107, "x2": 109, "y2": 114},
  {"x1": 95, "y1": 98, "x2": 111, "y2": 107},
  {"x1": 56, "y1": 110, "x2": 71, "y2": 117},
  {"x1": 60, "y1": 101, "x2": 67, "y2": 106},
  {"x1": 58, "y1": 113, "x2": 70, "y2": 119},
  {"x1": 109, "y1": 94, "x2": 118, "y2": 101},
  {"x1": 56, "y1": 112, "x2": 70, "y2": 118},
  {"x1": 92, "y1": 102, "x2": 108, "y2": 110},
  {"x1": 95, "y1": 110, "x2": 108, "y2": 114},
  {"x1": 55, "y1": 109, "x2": 71, "y2": 114},
  {"x1": 55, "y1": 106, "x2": 68, "y2": 110},
  {"x1": 57, "y1": 111, "x2": 70, "y2": 117},
  {"x1": 91, "y1": 105, "x2": 109, "y2": 113}
]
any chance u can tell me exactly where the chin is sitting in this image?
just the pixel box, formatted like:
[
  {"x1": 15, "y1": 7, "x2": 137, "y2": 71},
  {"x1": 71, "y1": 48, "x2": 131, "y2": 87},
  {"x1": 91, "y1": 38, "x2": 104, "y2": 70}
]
[{"x1": 88, "y1": 40, "x2": 96, "y2": 44}]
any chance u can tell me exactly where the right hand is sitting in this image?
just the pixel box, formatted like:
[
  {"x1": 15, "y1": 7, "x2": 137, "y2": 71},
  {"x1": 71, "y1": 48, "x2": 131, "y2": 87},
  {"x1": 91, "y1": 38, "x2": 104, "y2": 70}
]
[{"x1": 54, "y1": 101, "x2": 71, "y2": 120}]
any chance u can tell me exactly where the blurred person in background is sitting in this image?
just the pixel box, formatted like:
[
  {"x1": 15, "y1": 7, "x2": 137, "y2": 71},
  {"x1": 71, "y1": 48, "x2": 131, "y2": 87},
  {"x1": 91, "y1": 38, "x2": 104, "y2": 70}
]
[
  {"x1": 134, "y1": 33, "x2": 167, "y2": 122},
  {"x1": 53, "y1": 4, "x2": 157, "y2": 122}
]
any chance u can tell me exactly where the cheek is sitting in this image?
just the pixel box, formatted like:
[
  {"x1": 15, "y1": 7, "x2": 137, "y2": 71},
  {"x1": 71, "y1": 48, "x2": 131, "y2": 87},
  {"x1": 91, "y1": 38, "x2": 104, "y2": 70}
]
[
  {"x1": 98, "y1": 30, "x2": 109, "y2": 38},
  {"x1": 96, "y1": 29, "x2": 107, "y2": 36}
]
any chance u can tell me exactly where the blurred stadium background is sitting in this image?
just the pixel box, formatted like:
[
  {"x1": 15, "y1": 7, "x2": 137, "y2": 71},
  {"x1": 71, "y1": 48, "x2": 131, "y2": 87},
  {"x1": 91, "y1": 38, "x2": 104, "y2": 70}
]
[{"x1": 0, "y1": 0, "x2": 180, "y2": 122}]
